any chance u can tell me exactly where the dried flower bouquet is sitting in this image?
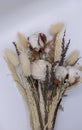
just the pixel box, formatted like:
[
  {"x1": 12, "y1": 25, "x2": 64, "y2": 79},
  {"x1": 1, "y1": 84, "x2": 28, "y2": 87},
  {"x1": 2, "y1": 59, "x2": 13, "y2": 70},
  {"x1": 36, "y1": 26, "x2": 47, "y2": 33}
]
[{"x1": 4, "y1": 23, "x2": 82, "y2": 130}]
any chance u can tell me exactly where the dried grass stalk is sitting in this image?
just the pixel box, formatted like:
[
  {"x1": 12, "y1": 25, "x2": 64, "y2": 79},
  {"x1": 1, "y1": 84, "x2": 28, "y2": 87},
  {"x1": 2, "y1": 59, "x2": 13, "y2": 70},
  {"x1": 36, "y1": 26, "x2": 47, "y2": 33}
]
[
  {"x1": 66, "y1": 50, "x2": 80, "y2": 65},
  {"x1": 25, "y1": 80, "x2": 41, "y2": 130},
  {"x1": 5, "y1": 49, "x2": 19, "y2": 66},
  {"x1": 38, "y1": 82, "x2": 45, "y2": 127},
  {"x1": 47, "y1": 86, "x2": 66, "y2": 130},
  {"x1": 54, "y1": 34, "x2": 62, "y2": 61},
  {"x1": 19, "y1": 52, "x2": 31, "y2": 77},
  {"x1": 49, "y1": 23, "x2": 64, "y2": 35},
  {"x1": 18, "y1": 32, "x2": 28, "y2": 48}
]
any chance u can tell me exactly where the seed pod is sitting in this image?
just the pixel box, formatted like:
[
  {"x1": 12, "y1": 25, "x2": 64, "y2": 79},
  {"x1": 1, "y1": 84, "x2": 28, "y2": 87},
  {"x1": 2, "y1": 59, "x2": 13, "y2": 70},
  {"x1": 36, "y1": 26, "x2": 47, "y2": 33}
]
[
  {"x1": 5, "y1": 49, "x2": 19, "y2": 66},
  {"x1": 31, "y1": 60, "x2": 51, "y2": 81},
  {"x1": 66, "y1": 50, "x2": 80, "y2": 65},
  {"x1": 19, "y1": 52, "x2": 31, "y2": 77},
  {"x1": 55, "y1": 66, "x2": 67, "y2": 81},
  {"x1": 49, "y1": 23, "x2": 64, "y2": 35},
  {"x1": 54, "y1": 34, "x2": 62, "y2": 61},
  {"x1": 17, "y1": 32, "x2": 28, "y2": 48}
]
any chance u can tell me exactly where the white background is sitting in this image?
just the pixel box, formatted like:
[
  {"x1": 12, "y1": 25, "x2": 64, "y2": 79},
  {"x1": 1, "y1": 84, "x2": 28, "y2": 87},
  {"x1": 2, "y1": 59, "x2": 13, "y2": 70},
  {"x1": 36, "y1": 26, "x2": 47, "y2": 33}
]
[{"x1": 0, "y1": 0, "x2": 82, "y2": 130}]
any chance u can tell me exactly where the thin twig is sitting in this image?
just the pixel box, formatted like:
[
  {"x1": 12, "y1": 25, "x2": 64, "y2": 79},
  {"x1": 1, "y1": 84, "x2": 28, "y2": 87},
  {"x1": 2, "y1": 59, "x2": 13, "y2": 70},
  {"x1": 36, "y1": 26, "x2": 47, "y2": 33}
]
[{"x1": 13, "y1": 42, "x2": 20, "y2": 55}]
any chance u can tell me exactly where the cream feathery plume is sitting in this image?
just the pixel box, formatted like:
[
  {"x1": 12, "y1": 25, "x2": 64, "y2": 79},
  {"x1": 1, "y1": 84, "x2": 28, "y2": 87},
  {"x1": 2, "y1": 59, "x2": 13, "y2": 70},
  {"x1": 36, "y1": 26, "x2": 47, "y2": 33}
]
[
  {"x1": 49, "y1": 23, "x2": 64, "y2": 35},
  {"x1": 54, "y1": 34, "x2": 62, "y2": 61},
  {"x1": 17, "y1": 32, "x2": 28, "y2": 48},
  {"x1": 66, "y1": 50, "x2": 80, "y2": 65},
  {"x1": 5, "y1": 49, "x2": 19, "y2": 66},
  {"x1": 19, "y1": 52, "x2": 31, "y2": 77}
]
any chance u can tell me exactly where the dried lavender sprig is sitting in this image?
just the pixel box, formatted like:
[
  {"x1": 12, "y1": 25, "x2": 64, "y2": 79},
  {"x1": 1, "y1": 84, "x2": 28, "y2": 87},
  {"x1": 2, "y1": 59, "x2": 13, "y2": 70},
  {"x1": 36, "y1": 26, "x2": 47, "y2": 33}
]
[
  {"x1": 48, "y1": 61, "x2": 59, "y2": 90},
  {"x1": 59, "y1": 30, "x2": 66, "y2": 65},
  {"x1": 62, "y1": 30, "x2": 66, "y2": 51},
  {"x1": 59, "y1": 39, "x2": 70, "y2": 66}
]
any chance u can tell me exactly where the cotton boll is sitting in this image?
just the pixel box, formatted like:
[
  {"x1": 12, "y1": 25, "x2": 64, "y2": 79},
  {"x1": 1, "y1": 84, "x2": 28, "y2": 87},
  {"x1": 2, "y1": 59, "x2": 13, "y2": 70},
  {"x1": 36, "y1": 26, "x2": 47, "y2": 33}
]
[
  {"x1": 67, "y1": 66, "x2": 81, "y2": 84},
  {"x1": 55, "y1": 66, "x2": 67, "y2": 81},
  {"x1": 19, "y1": 52, "x2": 31, "y2": 77},
  {"x1": 28, "y1": 33, "x2": 46, "y2": 51},
  {"x1": 31, "y1": 60, "x2": 51, "y2": 81},
  {"x1": 67, "y1": 67, "x2": 76, "y2": 84}
]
